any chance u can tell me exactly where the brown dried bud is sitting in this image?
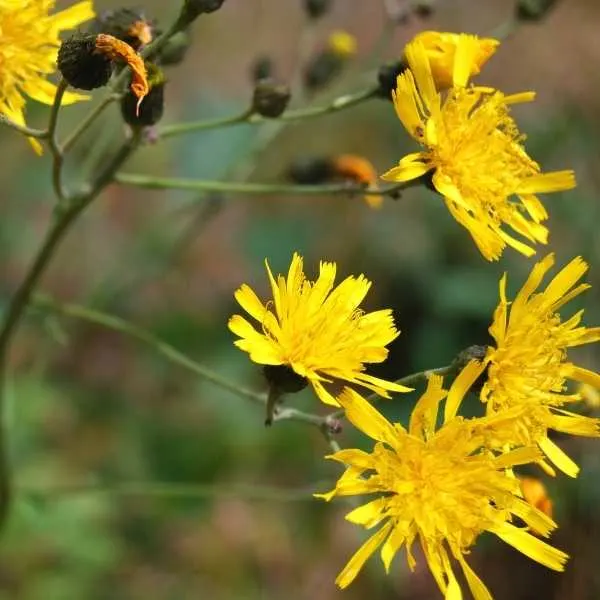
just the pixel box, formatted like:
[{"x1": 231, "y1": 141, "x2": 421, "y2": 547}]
[
  {"x1": 88, "y1": 8, "x2": 153, "y2": 50},
  {"x1": 57, "y1": 34, "x2": 113, "y2": 90},
  {"x1": 304, "y1": 0, "x2": 332, "y2": 19},
  {"x1": 121, "y1": 64, "x2": 165, "y2": 127},
  {"x1": 251, "y1": 79, "x2": 291, "y2": 118}
]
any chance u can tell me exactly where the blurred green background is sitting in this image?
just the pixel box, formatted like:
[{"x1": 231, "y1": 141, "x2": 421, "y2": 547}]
[{"x1": 1, "y1": 0, "x2": 600, "y2": 598}]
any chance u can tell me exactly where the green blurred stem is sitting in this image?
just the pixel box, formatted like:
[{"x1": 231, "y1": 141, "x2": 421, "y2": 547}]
[
  {"x1": 159, "y1": 85, "x2": 378, "y2": 140},
  {"x1": 19, "y1": 480, "x2": 327, "y2": 502},
  {"x1": 0, "y1": 134, "x2": 140, "y2": 533},
  {"x1": 490, "y1": 17, "x2": 520, "y2": 40},
  {"x1": 33, "y1": 297, "x2": 335, "y2": 431},
  {"x1": 114, "y1": 173, "x2": 409, "y2": 197},
  {"x1": 0, "y1": 117, "x2": 47, "y2": 139},
  {"x1": 62, "y1": 94, "x2": 121, "y2": 153},
  {"x1": 47, "y1": 78, "x2": 68, "y2": 201},
  {"x1": 34, "y1": 295, "x2": 265, "y2": 406}
]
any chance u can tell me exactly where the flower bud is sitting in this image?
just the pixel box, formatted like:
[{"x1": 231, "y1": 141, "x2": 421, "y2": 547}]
[
  {"x1": 88, "y1": 8, "x2": 153, "y2": 50},
  {"x1": 121, "y1": 64, "x2": 165, "y2": 127},
  {"x1": 376, "y1": 60, "x2": 407, "y2": 100},
  {"x1": 303, "y1": 0, "x2": 332, "y2": 19},
  {"x1": 287, "y1": 157, "x2": 334, "y2": 184},
  {"x1": 303, "y1": 31, "x2": 356, "y2": 91},
  {"x1": 516, "y1": 0, "x2": 558, "y2": 21},
  {"x1": 57, "y1": 34, "x2": 113, "y2": 90},
  {"x1": 178, "y1": 0, "x2": 227, "y2": 26},
  {"x1": 251, "y1": 79, "x2": 291, "y2": 118},
  {"x1": 251, "y1": 55, "x2": 274, "y2": 83}
]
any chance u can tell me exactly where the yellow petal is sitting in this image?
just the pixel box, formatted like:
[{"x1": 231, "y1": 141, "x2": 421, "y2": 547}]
[
  {"x1": 234, "y1": 284, "x2": 268, "y2": 322},
  {"x1": 337, "y1": 387, "x2": 398, "y2": 446},
  {"x1": 517, "y1": 170, "x2": 576, "y2": 194},
  {"x1": 335, "y1": 521, "x2": 393, "y2": 589},
  {"x1": 380, "y1": 524, "x2": 405, "y2": 573},
  {"x1": 457, "y1": 556, "x2": 493, "y2": 600},
  {"x1": 409, "y1": 374, "x2": 446, "y2": 438},
  {"x1": 49, "y1": 0, "x2": 95, "y2": 31},
  {"x1": 445, "y1": 361, "x2": 486, "y2": 422},
  {"x1": 538, "y1": 436, "x2": 579, "y2": 478},
  {"x1": 493, "y1": 522, "x2": 568, "y2": 571},
  {"x1": 345, "y1": 497, "x2": 388, "y2": 527}
]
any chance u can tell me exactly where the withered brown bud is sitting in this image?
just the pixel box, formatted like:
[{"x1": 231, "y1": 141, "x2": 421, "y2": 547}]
[
  {"x1": 287, "y1": 157, "x2": 334, "y2": 184},
  {"x1": 304, "y1": 0, "x2": 332, "y2": 19},
  {"x1": 251, "y1": 79, "x2": 291, "y2": 118},
  {"x1": 88, "y1": 8, "x2": 153, "y2": 50},
  {"x1": 516, "y1": 0, "x2": 558, "y2": 21},
  {"x1": 376, "y1": 60, "x2": 408, "y2": 100},
  {"x1": 121, "y1": 64, "x2": 165, "y2": 127},
  {"x1": 57, "y1": 34, "x2": 113, "y2": 90}
]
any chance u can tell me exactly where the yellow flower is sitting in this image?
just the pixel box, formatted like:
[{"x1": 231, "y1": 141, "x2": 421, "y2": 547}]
[
  {"x1": 381, "y1": 36, "x2": 576, "y2": 261},
  {"x1": 228, "y1": 253, "x2": 410, "y2": 407},
  {"x1": 410, "y1": 30, "x2": 498, "y2": 89},
  {"x1": 0, "y1": 0, "x2": 95, "y2": 153},
  {"x1": 482, "y1": 254, "x2": 600, "y2": 477},
  {"x1": 328, "y1": 30, "x2": 357, "y2": 58},
  {"x1": 317, "y1": 365, "x2": 567, "y2": 597}
]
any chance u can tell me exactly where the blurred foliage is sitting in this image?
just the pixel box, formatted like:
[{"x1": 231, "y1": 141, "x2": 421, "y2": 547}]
[{"x1": 1, "y1": 0, "x2": 600, "y2": 599}]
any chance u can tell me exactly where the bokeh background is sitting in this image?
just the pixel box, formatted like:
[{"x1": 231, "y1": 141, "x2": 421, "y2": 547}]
[{"x1": 1, "y1": 0, "x2": 600, "y2": 598}]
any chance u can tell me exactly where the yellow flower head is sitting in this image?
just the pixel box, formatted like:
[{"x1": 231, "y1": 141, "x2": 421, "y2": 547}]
[
  {"x1": 483, "y1": 254, "x2": 600, "y2": 477},
  {"x1": 317, "y1": 365, "x2": 568, "y2": 597},
  {"x1": 410, "y1": 30, "x2": 498, "y2": 89},
  {"x1": 328, "y1": 30, "x2": 357, "y2": 58},
  {"x1": 0, "y1": 0, "x2": 95, "y2": 153},
  {"x1": 381, "y1": 36, "x2": 576, "y2": 261},
  {"x1": 229, "y1": 253, "x2": 410, "y2": 406}
]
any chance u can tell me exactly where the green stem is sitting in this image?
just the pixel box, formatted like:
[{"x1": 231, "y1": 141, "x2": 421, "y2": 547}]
[
  {"x1": 33, "y1": 297, "x2": 332, "y2": 431},
  {"x1": 0, "y1": 135, "x2": 139, "y2": 532},
  {"x1": 159, "y1": 86, "x2": 378, "y2": 139},
  {"x1": 20, "y1": 480, "x2": 325, "y2": 503},
  {"x1": 62, "y1": 94, "x2": 120, "y2": 153},
  {"x1": 34, "y1": 295, "x2": 264, "y2": 406},
  {"x1": 114, "y1": 173, "x2": 409, "y2": 197},
  {"x1": 0, "y1": 117, "x2": 47, "y2": 139},
  {"x1": 490, "y1": 17, "x2": 520, "y2": 40},
  {"x1": 159, "y1": 107, "x2": 255, "y2": 140},
  {"x1": 47, "y1": 78, "x2": 68, "y2": 201}
]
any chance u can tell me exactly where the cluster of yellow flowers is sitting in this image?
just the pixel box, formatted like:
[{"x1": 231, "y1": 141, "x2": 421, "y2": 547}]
[{"x1": 230, "y1": 33, "x2": 600, "y2": 600}]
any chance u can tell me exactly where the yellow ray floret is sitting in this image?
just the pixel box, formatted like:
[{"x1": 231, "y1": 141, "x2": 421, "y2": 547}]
[
  {"x1": 317, "y1": 365, "x2": 567, "y2": 598},
  {"x1": 229, "y1": 253, "x2": 410, "y2": 406},
  {"x1": 482, "y1": 254, "x2": 600, "y2": 476},
  {"x1": 382, "y1": 36, "x2": 575, "y2": 261},
  {"x1": 410, "y1": 31, "x2": 498, "y2": 89},
  {"x1": 0, "y1": 0, "x2": 95, "y2": 153}
]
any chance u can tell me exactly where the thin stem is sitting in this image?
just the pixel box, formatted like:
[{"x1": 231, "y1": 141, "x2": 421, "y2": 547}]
[
  {"x1": 490, "y1": 17, "x2": 520, "y2": 40},
  {"x1": 34, "y1": 295, "x2": 264, "y2": 406},
  {"x1": 19, "y1": 480, "x2": 326, "y2": 503},
  {"x1": 114, "y1": 173, "x2": 409, "y2": 197},
  {"x1": 33, "y1": 296, "x2": 338, "y2": 431},
  {"x1": 62, "y1": 94, "x2": 120, "y2": 152},
  {"x1": 0, "y1": 135, "x2": 139, "y2": 532},
  {"x1": 47, "y1": 78, "x2": 68, "y2": 201},
  {"x1": 159, "y1": 86, "x2": 378, "y2": 140},
  {"x1": 0, "y1": 117, "x2": 47, "y2": 139},
  {"x1": 159, "y1": 107, "x2": 255, "y2": 140}
]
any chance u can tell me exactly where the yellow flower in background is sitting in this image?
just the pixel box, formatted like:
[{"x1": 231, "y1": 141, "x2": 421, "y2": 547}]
[
  {"x1": 332, "y1": 154, "x2": 382, "y2": 209},
  {"x1": 482, "y1": 254, "x2": 600, "y2": 477},
  {"x1": 410, "y1": 30, "x2": 498, "y2": 88},
  {"x1": 317, "y1": 366, "x2": 567, "y2": 598},
  {"x1": 229, "y1": 253, "x2": 410, "y2": 407},
  {"x1": 382, "y1": 36, "x2": 576, "y2": 261},
  {"x1": 0, "y1": 0, "x2": 95, "y2": 153}
]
